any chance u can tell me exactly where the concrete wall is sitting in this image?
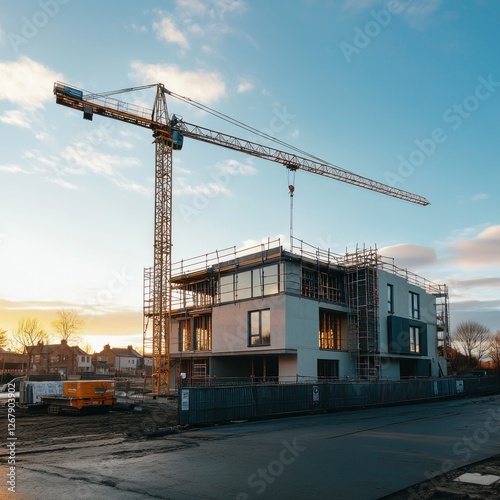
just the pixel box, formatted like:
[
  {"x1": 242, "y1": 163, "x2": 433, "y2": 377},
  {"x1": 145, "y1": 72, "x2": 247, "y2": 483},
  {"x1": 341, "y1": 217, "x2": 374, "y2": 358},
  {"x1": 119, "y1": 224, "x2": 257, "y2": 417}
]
[
  {"x1": 211, "y1": 295, "x2": 286, "y2": 353},
  {"x1": 378, "y1": 269, "x2": 440, "y2": 378}
]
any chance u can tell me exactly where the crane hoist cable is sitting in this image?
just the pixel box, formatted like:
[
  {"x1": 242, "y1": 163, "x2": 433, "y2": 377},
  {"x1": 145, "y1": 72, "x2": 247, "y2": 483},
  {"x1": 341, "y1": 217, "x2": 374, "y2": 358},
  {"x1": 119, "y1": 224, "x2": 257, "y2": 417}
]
[
  {"x1": 287, "y1": 167, "x2": 297, "y2": 250},
  {"x1": 166, "y1": 89, "x2": 338, "y2": 169}
]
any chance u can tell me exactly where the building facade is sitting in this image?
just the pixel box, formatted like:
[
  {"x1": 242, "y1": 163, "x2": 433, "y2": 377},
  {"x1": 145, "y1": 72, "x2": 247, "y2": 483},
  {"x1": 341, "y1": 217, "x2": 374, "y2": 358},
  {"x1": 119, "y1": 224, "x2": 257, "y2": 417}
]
[
  {"x1": 95, "y1": 345, "x2": 143, "y2": 375},
  {"x1": 26, "y1": 340, "x2": 90, "y2": 377},
  {"x1": 151, "y1": 239, "x2": 449, "y2": 388}
]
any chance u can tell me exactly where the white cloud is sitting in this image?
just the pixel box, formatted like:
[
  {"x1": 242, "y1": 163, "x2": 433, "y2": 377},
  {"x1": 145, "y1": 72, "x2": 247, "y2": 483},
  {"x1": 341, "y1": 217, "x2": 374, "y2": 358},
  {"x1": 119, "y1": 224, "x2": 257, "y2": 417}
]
[
  {"x1": 0, "y1": 57, "x2": 63, "y2": 109},
  {"x1": 379, "y1": 243, "x2": 437, "y2": 269},
  {"x1": 129, "y1": 61, "x2": 226, "y2": 102},
  {"x1": 241, "y1": 234, "x2": 286, "y2": 251},
  {"x1": 174, "y1": 179, "x2": 230, "y2": 196},
  {"x1": 209, "y1": 0, "x2": 247, "y2": 19},
  {"x1": 153, "y1": 17, "x2": 190, "y2": 49},
  {"x1": 176, "y1": 0, "x2": 247, "y2": 20},
  {"x1": 0, "y1": 164, "x2": 28, "y2": 174},
  {"x1": 452, "y1": 225, "x2": 500, "y2": 268},
  {"x1": 471, "y1": 193, "x2": 489, "y2": 202},
  {"x1": 128, "y1": 23, "x2": 148, "y2": 33},
  {"x1": 176, "y1": 0, "x2": 208, "y2": 17},
  {"x1": 342, "y1": 0, "x2": 442, "y2": 29},
  {"x1": 61, "y1": 142, "x2": 140, "y2": 176},
  {"x1": 49, "y1": 177, "x2": 78, "y2": 190},
  {"x1": 0, "y1": 109, "x2": 32, "y2": 128},
  {"x1": 18, "y1": 142, "x2": 149, "y2": 193},
  {"x1": 237, "y1": 80, "x2": 254, "y2": 93},
  {"x1": 450, "y1": 277, "x2": 500, "y2": 291},
  {"x1": 174, "y1": 159, "x2": 255, "y2": 197},
  {"x1": 405, "y1": 0, "x2": 442, "y2": 18},
  {"x1": 215, "y1": 159, "x2": 257, "y2": 176}
]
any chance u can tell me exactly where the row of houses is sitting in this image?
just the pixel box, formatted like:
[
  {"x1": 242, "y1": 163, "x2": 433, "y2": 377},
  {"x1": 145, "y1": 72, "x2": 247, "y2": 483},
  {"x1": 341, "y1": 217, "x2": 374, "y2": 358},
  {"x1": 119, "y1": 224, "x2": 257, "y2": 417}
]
[{"x1": 0, "y1": 343, "x2": 144, "y2": 378}]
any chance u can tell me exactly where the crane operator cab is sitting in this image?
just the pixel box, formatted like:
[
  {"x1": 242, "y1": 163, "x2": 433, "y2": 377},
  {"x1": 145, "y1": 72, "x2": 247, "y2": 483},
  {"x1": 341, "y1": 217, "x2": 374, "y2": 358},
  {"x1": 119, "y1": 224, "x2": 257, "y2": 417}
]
[{"x1": 169, "y1": 115, "x2": 184, "y2": 150}]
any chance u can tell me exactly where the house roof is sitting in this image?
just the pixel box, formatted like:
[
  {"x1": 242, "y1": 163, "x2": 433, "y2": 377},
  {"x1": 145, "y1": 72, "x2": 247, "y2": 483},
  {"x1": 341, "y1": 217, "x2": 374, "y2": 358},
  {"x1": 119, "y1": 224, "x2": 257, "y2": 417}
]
[
  {"x1": 26, "y1": 341, "x2": 89, "y2": 356},
  {"x1": 110, "y1": 347, "x2": 142, "y2": 358}
]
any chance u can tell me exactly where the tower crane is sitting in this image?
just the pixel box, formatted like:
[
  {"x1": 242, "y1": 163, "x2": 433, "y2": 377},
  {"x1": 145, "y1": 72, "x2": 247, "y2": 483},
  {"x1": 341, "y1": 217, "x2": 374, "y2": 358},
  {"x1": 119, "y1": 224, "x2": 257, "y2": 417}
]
[{"x1": 53, "y1": 82, "x2": 429, "y2": 395}]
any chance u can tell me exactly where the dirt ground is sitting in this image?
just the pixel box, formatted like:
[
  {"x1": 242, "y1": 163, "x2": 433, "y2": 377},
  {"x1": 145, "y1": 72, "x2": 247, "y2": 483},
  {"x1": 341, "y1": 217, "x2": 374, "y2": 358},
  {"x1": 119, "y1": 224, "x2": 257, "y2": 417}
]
[
  {"x1": 5, "y1": 396, "x2": 179, "y2": 447},
  {"x1": 382, "y1": 453, "x2": 500, "y2": 499},
  {"x1": 4, "y1": 396, "x2": 500, "y2": 499}
]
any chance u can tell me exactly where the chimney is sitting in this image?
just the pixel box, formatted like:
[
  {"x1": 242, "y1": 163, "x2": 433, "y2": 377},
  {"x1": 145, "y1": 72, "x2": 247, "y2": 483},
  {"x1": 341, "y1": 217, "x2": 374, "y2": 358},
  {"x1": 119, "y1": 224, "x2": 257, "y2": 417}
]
[{"x1": 127, "y1": 345, "x2": 133, "y2": 350}]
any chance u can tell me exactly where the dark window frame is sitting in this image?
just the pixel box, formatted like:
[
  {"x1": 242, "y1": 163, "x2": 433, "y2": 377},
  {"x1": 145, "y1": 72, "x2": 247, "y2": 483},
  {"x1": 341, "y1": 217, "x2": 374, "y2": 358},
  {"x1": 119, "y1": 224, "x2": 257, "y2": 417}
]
[{"x1": 248, "y1": 309, "x2": 271, "y2": 347}]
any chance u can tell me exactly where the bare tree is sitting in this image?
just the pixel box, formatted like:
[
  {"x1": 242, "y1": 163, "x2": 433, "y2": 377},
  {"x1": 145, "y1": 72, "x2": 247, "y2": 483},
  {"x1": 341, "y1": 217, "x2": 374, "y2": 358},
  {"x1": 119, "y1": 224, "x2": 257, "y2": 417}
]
[
  {"x1": 0, "y1": 327, "x2": 8, "y2": 349},
  {"x1": 488, "y1": 331, "x2": 500, "y2": 374},
  {"x1": 12, "y1": 317, "x2": 50, "y2": 353},
  {"x1": 81, "y1": 340, "x2": 95, "y2": 355},
  {"x1": 452, "y1": 320, "x2": 491, "y2": 369},
  {"x1": 51, "y1": 310, "x2": 84, "y2": 344}
]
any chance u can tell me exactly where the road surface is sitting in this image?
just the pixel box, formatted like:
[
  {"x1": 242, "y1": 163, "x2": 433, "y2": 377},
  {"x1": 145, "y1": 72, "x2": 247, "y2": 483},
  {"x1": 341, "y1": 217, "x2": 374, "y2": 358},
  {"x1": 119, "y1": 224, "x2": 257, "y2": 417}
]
[{"x1": 5, "y1": 394, "x2": 500, "y2": 499}]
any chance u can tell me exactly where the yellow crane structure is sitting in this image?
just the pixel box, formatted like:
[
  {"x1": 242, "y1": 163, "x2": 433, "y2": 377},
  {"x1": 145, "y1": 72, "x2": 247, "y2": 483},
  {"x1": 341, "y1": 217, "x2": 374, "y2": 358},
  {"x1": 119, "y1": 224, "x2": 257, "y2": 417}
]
[{"x1": 53, "y1": 82, "x2": 429, "y2": 395}]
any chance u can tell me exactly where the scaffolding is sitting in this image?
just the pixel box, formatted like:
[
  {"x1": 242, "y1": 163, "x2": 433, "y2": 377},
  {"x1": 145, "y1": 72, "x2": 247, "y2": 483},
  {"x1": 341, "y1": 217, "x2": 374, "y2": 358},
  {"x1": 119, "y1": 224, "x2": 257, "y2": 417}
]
[
  {"x1": 345, "y1": 247, "x2": 381, "y2": 379},
  {"x1": 143, "y1": 266, "x2": 154, "y2": 366},
  {"x1": 434, "y1": 285, "x2": 450, "y2": 375}
]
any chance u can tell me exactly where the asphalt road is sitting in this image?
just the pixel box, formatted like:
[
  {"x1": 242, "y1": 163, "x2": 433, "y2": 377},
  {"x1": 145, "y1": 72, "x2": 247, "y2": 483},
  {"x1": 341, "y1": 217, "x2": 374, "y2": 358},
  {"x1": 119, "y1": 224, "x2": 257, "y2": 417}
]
[{"x1": 9, "y1": 394, "x2": 500, "y2": 499}]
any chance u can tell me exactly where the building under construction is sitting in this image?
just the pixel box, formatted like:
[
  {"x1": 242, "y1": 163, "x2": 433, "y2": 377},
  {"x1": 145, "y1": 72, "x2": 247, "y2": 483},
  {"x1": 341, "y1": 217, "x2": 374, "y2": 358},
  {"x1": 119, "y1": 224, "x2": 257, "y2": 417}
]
[{"x1": 144, "y1": 237, "x2": 449, "y2": 389}]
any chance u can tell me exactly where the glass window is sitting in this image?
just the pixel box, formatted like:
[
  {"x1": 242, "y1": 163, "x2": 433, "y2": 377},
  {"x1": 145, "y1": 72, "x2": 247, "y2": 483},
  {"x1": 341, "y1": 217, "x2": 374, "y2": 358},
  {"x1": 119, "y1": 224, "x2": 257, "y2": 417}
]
[
  {"x1": 409, "y1": 292, "x2": 420, "y2": 319},
  {"x1": 237, "y1": 270, "x2": 252, "y2": 300},
  {"x1": 179, "y1": 319, "x2": 191, "y2": 352},
  {"x1": 387, "y1": 284, "x2": 394, "y2": 313},
  {"x1": 195, "y1": 315, "x2": 211, "y2": 351},
  {"x1": 319, "y1": 310, "x2": 342, "y2": 350},
  {"x1": 248, "y1": 309, "x2": 271, "y2": 346},
  {"x1": 263, "y1": 264, "x2": 279, "y2": 295},
  {"x1": 252, "y1": 268, "x2": 263, "y2": 297},
  {"x1": 410, "y1": 326, "x2": 420, "y2": 353},
  {"x1": 220, "y1": 275, "x2": 234, "y2": 303}
]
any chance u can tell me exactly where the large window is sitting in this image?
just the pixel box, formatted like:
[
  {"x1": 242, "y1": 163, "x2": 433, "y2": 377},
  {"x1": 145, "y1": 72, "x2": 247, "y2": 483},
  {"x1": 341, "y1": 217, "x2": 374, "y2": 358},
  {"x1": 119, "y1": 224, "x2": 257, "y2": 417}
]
[
  {"x1": 302, "y1": 268, "x2": 344, "y2": 304},
  {"x1": 179, "y1": 319, "x2": 191, "y2": 352},
  {"x1": 409, "y1": 292, "x2": 420, "y2": 319},
  {"x1": 387, "y1": 284, "x2": 394, "y2": 313},
  {"x1": 317, "y1": 359, "x2": 339, "y2": 378},
  {"x1": 219, "y1": 265, "x2": 280, "y2": 303},
  {"x1": 195, "y1": 315, "x2": 211, "y2": 351},
  {"x1": 248, "y1": 309, "x2": 271, "y2": 346},
  {"x1": 319, "y1": 310, "x2": 342, "y2": 350},
  {"x1": 410, "y1": 326, "x2": 420, "y2": 353}
]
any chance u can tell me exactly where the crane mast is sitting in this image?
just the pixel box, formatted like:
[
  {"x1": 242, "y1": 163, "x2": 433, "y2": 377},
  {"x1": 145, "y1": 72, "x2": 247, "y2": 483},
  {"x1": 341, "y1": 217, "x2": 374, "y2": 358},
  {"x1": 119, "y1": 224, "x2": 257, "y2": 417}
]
[
  {"x1": 53, "y1": 81, "x2": 429, "y2": 395},
  {"x1": 151, "y1": 85, "x2": 173, "y2": 395}
]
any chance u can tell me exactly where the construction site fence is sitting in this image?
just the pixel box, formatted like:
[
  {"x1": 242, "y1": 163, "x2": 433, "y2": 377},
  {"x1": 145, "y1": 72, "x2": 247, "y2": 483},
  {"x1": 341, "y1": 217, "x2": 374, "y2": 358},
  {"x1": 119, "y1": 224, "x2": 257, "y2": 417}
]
[{"x1": 178, "y1": 376, "x2": 500, "y2": 426}]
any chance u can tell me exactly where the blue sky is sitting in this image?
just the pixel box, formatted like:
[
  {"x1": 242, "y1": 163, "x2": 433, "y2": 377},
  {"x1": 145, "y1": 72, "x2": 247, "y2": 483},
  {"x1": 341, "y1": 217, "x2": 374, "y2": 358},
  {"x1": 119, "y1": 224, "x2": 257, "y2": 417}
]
[{"x1": 1, "y1": 0, "x2": 499, "y2": 352}]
